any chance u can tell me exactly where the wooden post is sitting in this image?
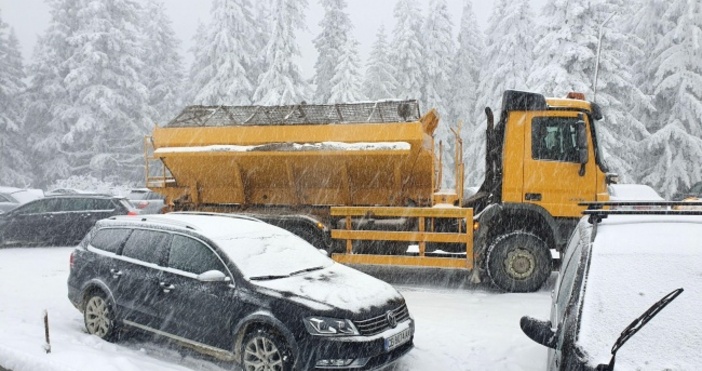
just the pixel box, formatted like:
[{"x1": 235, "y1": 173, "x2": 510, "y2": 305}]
[{"x1": 43, "y1": 310, "x2": 51, "y2": 354}]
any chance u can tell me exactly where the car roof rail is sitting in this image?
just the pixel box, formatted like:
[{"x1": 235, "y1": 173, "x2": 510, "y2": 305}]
[
  {"x1": 169, "y1": 211, "x2": 264, "y2": 223},
  {"x1": 168, "y1": 211, "x2": 264, "y2": 223},
  {"x1": 579, "y1": 201, "x2": 702, "y2": 241},
  {"x1": 108, "y1": 215, "x2": 198, "y2": 230}
]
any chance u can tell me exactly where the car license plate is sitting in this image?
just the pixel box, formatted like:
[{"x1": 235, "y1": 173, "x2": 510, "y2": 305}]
[{"x1": 384, "y1": 327, "x2": 412, "y2": 351}]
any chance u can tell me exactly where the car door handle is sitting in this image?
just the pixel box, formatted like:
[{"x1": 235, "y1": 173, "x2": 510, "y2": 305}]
[
  {"x1": 159, "y1": 282, "x2": 175, "y2": 293},
  {"x1": 109, "y1": 269, "x2": 123, "y2": 278}
]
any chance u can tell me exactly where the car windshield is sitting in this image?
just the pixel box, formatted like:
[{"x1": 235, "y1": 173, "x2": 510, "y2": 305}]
[
  {"x1": 210, "y1": 223, "x2": 333, "y2": 280},
  {"x1": 578, "y1": 215, "x2": 702, "y2": 369}
]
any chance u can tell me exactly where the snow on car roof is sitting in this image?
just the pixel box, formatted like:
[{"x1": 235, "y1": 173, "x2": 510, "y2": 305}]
[
  {"x1": 139, "y1": 213, "x2": 400, "y2": 312},
  {"x1": 138, "y1": 213, "x2": 332, "y2": 278},
  {"x1": 607, "y1": 184, "x2": 664, "y2": 201},
  {"x1": 578, "y1": 215, "x2": 702, "y2": 369}
]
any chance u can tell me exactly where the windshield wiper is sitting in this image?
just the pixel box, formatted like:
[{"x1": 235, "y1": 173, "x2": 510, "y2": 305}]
[
  {"x1": 596, "y1": 287, "x2": 684, "y2": 371},
  {"x1": 288, "y1": 266, "x2": 325, "y2": 277},
  {"x1": 248, "y1": 274, "x2": 290, "y2": 281}
]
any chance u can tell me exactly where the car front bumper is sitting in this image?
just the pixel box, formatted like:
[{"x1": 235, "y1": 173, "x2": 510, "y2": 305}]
[{"x1": 297, "y1": 319, "x2": 415, "y2": 370}]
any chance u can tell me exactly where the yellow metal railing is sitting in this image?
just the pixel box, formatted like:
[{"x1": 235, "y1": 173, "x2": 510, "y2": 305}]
[{"x1": 330, "y1": 206, "x2": 474, "y2": 269}]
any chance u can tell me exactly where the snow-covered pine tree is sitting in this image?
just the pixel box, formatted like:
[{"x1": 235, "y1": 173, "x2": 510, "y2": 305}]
[
  {"x1": 23, "y1": 0, "x2": 82, "y2": 186},
  {"x1": 250, "y1": 0, "x2": 273, "y2": 87},
  {"x1": 61, "y1": 0, "x2": 152, "y2": 182},
  {"x1": 328, "y1": 37, "x2": 366, "y2": 103},
  {"x1": 390, "y1": 0, "x2": 424, "y2": 102},
  {"x1": 253, "y1": 0, "x2": 310, "y2": 105},
  {"x1": 528, "y1": 0, "x2": 649, "y2": 183},
  {"x1": 450, "y1": 0, "x2": 483, "y2": 127},
  {"x1": 585, "y1": 0, "x2": 649, "y2": 183},
  {"x1": 466, "y1": 0, "x2": 536, "y2": 186},
  {"x1": 451, "y1": 0, "x2": 484, "y2": 188},
  {"x1": 313, "y1": 0, "x2": 357, "y2": 103},
  {"x1": 0, "y1": 16, "x2": 31, "y2": 186},
  {"x1": 188, "y1": 0, "x2": 255, "y2": 105},
  {"x1": 363, "y1": 25, "x2": 398, "y2": 100},
  {"x1": 635, "y1": 0, "x2": 702, "y2": 197},
  {"x1": 141, "y1": 0, "x2": 184, "y2": 125},
  {"x1": 421, "y1": 0, "x2": 455, "y2": 188}
]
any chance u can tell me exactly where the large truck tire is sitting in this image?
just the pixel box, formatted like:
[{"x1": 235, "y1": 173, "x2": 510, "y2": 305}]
[{"x1": 485, "y1": 231, "x2": 551, "y2": 293}]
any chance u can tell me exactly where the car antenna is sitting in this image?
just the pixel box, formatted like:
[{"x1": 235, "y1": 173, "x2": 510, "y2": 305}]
[{"x1": 595, "y1": 288, "x2": 684, "y2": 371}]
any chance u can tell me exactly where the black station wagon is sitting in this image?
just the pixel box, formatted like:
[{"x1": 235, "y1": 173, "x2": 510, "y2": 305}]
[{"x1": 67, "y1": 213, "x2": 414, "y2": 370}]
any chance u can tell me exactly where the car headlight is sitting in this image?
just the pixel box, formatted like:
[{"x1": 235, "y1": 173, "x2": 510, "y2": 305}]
[{"x1": 304, "y1": 317, "x2": 359, "y2": 336}]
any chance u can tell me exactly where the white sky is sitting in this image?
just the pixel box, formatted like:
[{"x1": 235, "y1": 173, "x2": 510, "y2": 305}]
[{"x1": 0, "y1": 0, "x2": 547, "y2": 79}]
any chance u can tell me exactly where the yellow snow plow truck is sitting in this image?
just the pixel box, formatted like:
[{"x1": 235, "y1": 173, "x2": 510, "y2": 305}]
[{"x1": 145, "y1": 90, "x2": 613, "y2": 292}]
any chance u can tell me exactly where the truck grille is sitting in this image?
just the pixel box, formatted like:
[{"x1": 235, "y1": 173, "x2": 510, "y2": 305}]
[{"x1": 354, "y1": 304, "x2": 410, "y2": 336}]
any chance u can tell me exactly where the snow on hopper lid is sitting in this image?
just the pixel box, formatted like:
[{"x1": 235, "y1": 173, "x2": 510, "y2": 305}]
[{"x1": 164, "y1": 100, "x2": 421, "y2": 127}]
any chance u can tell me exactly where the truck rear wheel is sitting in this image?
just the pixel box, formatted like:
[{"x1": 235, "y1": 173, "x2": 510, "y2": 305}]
[{"x1": 485, "y1": 231, "x2": 551, "y2": 293}]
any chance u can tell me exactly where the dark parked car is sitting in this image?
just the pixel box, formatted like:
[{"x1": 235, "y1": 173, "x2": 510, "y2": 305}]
[
  {"x1": 520, "y1": 202, "x2": 702, "y2": 370},
  {"x1": 0, "y1": 195, "x2": 137, "y2": 247},
  {"x1": 68, "y1": 213, "x2": 414, "y2": 370}
]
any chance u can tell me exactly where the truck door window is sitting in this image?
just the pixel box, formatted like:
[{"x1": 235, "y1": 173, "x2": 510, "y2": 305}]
[{"x1": 532, "y1": 117, "x2": 580, "y2": 163}]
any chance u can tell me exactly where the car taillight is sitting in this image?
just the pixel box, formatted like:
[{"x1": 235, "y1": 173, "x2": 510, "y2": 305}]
[
  {"x1": 70, "y1": 251, "x2": 75, "y2": 270},
  {"x1": 137, "y1": 201, "x2": 149, "y2": 209}
]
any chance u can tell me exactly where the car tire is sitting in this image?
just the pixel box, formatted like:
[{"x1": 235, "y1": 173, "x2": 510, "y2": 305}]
[
  {"x1": 486, "y1": 231, "x2": 551, "y2": 293},
  {"x1": 241, "y1": 328, "x2": 293, "y2": 371},
  {"x1": 83, "y1": 291, "x2": 120, "y2": 341}
]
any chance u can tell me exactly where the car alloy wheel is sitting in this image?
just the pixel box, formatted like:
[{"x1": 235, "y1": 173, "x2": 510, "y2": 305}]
[
  {"x1": 242, "y1": 329, "x2": 290, "y2": 371},
  {"x1": 84, "y1": 294, "x2": 116, "y2": 340}
]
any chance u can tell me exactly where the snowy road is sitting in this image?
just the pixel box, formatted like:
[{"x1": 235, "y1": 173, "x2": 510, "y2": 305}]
[{"x1": 0, "y1": 247, "x2": 552, "y2": 371}]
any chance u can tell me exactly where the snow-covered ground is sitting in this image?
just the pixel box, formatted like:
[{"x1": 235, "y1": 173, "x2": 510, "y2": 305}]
[{"x1": 0, "y1": 246, "x2": 552, "y2": 371}]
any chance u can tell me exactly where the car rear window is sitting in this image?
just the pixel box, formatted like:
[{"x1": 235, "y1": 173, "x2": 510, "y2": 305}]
[
  {"x1": 121, "y1": 229, "x2": 171, "y2": 265},
  {"x1": 128, "y1": 191, "x2": 148, "y2": 200},
  {"x1": 91, "y1": 228, "x2": 132, "y2": 254}
]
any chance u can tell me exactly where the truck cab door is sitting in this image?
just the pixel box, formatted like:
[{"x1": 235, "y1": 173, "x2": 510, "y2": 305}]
[{"x1": 522, "y1": 114, "x2": 597, "y2": 218}]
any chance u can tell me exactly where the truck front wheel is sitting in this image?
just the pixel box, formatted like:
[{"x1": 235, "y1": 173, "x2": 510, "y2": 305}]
[{"x1": 485, "y1": 231, "x2": 551, "y2": 293}]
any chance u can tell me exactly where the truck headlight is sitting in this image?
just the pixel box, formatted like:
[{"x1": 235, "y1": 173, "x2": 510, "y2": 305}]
[{"x1": 304, "y1": 317, "x2": 359, "y2": 336}]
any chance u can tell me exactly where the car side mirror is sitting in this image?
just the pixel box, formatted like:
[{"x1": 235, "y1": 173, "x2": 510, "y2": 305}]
[
  {"x1": 197, "y1": 270, "x2": 231, "y2": 283},
  {"x1": 520, "y1": 316, "x2": 558, "y2": 349}
]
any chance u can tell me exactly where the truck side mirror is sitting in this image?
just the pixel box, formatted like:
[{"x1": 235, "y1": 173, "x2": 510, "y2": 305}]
[
  {"x1": 576, "y1": 119, "x2": 588, "y2": 164},
  {"x1": 576, "y1": 117, "x2": 589, "y2": 176}
]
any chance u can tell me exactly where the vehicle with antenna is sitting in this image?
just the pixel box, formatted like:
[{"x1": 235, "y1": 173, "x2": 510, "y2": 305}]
[
  {"x1": 521, "y1": 200, "x2": 702, "y2": 369},
  {"x1": 143, "y1": 90, "x2": 614, "y2": 293}
]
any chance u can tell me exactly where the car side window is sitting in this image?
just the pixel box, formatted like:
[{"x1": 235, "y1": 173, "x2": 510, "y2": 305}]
[
  {"x1": 121, "y1": 229, "x2": 171, "y2": 265},
  {"x1": 56, "y1": 198, "x2": 93, "y2": 212},
  {"x1": 167, "y1": 235, "x2": 225, "y2": 275},
  {"x1": 15, "y1": 199, "x2": 60, "y2": 214},
  {"x1": 532, "y1": 117, "x2": 580, "y2": 163},
  {"x1": 90, "y1": 228, "x2": 132, "y2": 254},
  {"x1": 93, "y1": 199, "x2": 115, "y2": 210},
  {"x1": 0, "y1": 194, "x2": 12, "y2": 202}
]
